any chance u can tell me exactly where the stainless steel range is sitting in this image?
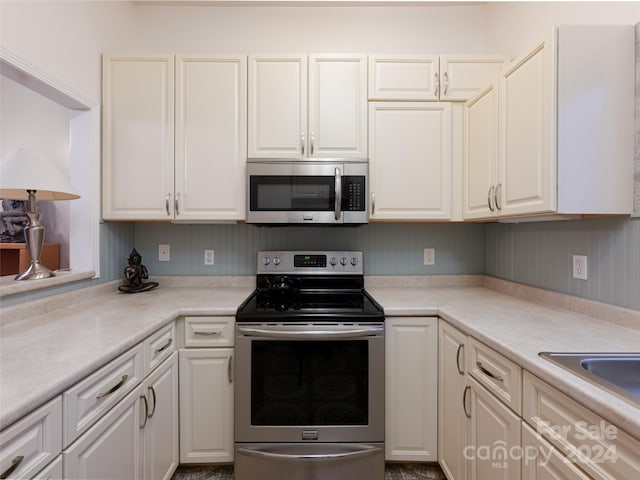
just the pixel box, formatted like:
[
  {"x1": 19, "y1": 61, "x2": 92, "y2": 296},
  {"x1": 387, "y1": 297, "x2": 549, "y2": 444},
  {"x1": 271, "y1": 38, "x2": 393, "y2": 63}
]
[{"x1": 234, "y1": 251, "x2": 385, "y2": 480}]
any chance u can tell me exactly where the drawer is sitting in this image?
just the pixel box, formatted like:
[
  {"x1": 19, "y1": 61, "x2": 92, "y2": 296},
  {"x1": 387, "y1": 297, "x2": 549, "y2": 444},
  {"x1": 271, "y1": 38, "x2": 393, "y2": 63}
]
[
  {"x1": 63, "y1": 343, "x2": 143, "y2": 447},
  {"x1": 184, "y1": 316, "x2": 234, "y2": 348},
  {"x1": 33, "y1": 455, "x2": 62, "y2": 480},
  {"x1": 144, "y1": 322, "x2": 176, "y2": 376},
  {"x1": 523, "y1": 371, "x2": 640, "y2": 480},
  {"x1": 467, "y1": 337, "x2": 522, "y2": 414},
  {"x1": 0, "y1": 396, "x2": 62, "y2": 480}
]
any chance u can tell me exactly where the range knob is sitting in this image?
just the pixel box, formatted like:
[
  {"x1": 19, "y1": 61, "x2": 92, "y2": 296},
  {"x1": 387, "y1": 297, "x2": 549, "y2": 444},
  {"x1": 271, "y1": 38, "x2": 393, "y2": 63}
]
[
  {"x1": 262, "y1": 257, "x2": 271, "y2": 266},
  {"x1": 330, "y1": 257, "x2": 338, "y2": 266},
  {"x1": 340, "y1": 257, "x2": 348, "y2": 266},
  {"x1": 351, "y1": 257, "x2": 358, "y2": 266},
  {"x1": 273, "y1": 257, "x2": 281, "y2": 265}
]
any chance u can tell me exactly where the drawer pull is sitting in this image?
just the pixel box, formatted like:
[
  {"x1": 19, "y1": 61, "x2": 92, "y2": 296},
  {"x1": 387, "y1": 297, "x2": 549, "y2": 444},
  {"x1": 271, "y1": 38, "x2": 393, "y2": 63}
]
[
  {"x1": 154, "y1": 338, "x2": 173, "y2": 354},
  {"x1": 1, "y1": 455, "x2": 24, "y2": 479},
  {"x1": 476, "y1": 361, "x2": 504, "y2": 382},
  {"x1": 194, "y1": 330, "x2": 222, "y2": 336},
  {"x1": 96, "y1": 374, "x2": 128, "y2": 399},
  {"x1": 228, "y1": 355, "x2": 233, "y2": 384}
]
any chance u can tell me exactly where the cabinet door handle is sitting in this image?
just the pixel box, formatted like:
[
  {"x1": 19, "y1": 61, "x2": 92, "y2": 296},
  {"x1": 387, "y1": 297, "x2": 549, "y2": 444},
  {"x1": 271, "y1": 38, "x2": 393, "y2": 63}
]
[
  {"x1": 494, "y1": 183, "x2": 502, "y2": 211},
  {"x1": 0, "y1": 455, "x2": 24, "y2": 480},
  {"x1": 443, "y1": 71, "x2": 449, "y2": 96},
  {"x1": 371, "y1": 192, "x2": 375, "y2": 216},
  {"x1": 148, "y1": 386, "x2": 157, "y2": 419},
  {"x1": 165, "y1": 193, "x2": 171, "y2": 216},
  {"x1": 154, "y1": 337, "x2": 173, "y2": 354},
  {"x1": 476, "y1": 361, "x2": 504, "y2": 382},
  {"x1": 228, "y1": 355, "x2": 233, "y2": 384},
  {"x1": 310, "y1": 132, "x2": 315, "y2": 155},
  {"x1": 301, "y1": 132, "x2": 305, "y2": 156},
  {"x1": 96, "y1": 374, "x2": 128, "y2": 399},
  {"x1": 456, "y1": 343, "x2": 465, "y2": 375},
  {"x1": 462, "y1": 386, "x2": 471, "y2": 419},
  {"x1": 175, "y1": 192, "x2": 180, "y2": 217},
  {"x1": 434, "y1": 72, "x2": 440, "y2": 97},
  {"x1": 194, "y1": 330, "x2": 222, "y2": 336},
  {"x1": 140, "y1": 394, "x2": 149, "y2": 429},
  {"x1": 487, "y1": 186, "x2": 495, "y2": 212}
]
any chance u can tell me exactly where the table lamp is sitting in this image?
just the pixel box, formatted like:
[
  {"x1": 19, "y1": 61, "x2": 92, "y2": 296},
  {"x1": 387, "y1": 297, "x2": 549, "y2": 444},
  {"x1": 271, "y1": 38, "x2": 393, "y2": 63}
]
[{"x1": 0, "y1": 148, "x2": 80, "y2": 280}]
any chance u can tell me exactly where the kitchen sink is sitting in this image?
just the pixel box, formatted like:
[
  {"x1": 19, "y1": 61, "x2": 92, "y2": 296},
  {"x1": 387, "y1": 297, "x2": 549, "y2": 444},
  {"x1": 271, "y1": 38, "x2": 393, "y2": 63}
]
[{"x1": 539, "y1": 353, "x2": 640, "y2": 407}]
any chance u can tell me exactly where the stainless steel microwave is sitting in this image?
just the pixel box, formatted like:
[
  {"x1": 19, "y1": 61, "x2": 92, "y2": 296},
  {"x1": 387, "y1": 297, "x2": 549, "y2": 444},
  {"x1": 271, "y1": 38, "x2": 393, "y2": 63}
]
[{"x1": 246, "y1": 159, "x2": 368, "y2": 225}]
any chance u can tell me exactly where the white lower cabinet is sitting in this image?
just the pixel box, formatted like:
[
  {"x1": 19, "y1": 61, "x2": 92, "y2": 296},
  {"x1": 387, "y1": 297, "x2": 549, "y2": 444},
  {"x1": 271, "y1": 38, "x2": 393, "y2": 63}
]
[
  {"x1": 33, "y1": 455, "x2": 62, "y2": 480},
  {"x1": 385, "y1": 317, "x2": 438, "y2": 461},
  {"x1": 468, "y1": 376, "x2": 521, "y2": 480},
  {"x1": 63, "y1": 384, "x2": 145, "y2": 479},
  {"x1": 438, "y1": 321, "x2": 468, "y2": 480},
  {"x1": 143, "y1": 352, "x2": 179, "y2": 480},
  {"x1": 522, "y1": 422, "x2": 591, "y2": 480},
  {"x1": 179, "y1": 347, "x2": 234, "y2": 463}
]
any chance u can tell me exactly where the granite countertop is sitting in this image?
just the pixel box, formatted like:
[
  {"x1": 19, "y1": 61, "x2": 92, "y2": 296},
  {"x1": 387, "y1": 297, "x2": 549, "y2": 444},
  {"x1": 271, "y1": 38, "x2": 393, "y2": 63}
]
[{"x1": 1, "y1": 278, "x2": 639, "y2": 443}]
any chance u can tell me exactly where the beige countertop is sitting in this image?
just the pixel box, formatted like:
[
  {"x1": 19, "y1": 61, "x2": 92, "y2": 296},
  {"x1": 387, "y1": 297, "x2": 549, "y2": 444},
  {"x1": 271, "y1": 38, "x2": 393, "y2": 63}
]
[{"x1": 1, "y1": 276, "x2": 639, "y2": 442}]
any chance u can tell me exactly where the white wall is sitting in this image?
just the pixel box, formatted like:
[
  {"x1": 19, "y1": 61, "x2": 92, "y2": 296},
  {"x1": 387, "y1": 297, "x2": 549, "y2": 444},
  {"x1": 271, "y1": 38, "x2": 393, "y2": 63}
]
[
  {"x1": 486, "y1": 1, "x2": 640, "y2": 58},
  {"x1": 129, "y1": 4, "x2": 489, "y2": 53}
]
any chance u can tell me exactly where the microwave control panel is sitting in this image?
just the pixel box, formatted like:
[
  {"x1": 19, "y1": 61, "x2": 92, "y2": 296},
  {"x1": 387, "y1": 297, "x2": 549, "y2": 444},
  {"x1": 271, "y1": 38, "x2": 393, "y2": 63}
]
[{"x1": 344, "y1": 177, "x2": 365, "y2": 211}]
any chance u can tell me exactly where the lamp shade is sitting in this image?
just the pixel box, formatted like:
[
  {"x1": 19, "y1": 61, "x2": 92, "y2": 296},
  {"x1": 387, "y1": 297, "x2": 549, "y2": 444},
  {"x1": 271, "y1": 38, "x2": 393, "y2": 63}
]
[{"x1": 0, "y1": 148, "x2": 80, "y2": 200}]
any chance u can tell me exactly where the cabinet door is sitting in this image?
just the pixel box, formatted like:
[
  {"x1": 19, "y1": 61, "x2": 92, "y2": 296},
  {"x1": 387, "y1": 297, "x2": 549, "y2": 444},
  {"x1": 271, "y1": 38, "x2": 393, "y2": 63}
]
[
  {"x1": 385, "y1": 317, "x2": 438, "y2": 461},
  {"x1": 440, "y1": 55, "x2": 506, "y2": 101},
  {"x1": 369, "y1": 102, "x2": 451, "y2": 220},
  {"x1": 144, "y1": 353, "x2": 179, "y2": 480},
  {"x1": 175, "y1": 55, "x2": 247, "y2": 221},
  {"x1": 468, "y1": 377, "x2": 521, "y2": 480},
  {"x1": 308, "y1": 54, "x2": 367, "y2": 157},
  {"x1": 248, "y1": 54, "x2": 307, "y2": 158},
  {"x1": 63, "y1": 384, "x2": 144, "y2": 480},
  {"x1": 368, "y1": 55, "x2": 439, "y2": 101},
  {"x1": 102, "y1": 54, "x2": 175, "y2": 220},
  {"x1": 522, "y1": 423, "x2": 591, "y2": 480},
  {"x1": 179, "y1": 348, "x2": 234, "y2": 463},
  {"x1": 463, "y1": 82, "x2": 499, "y2": 220},
  {"x1": 438, "y1": 322, "x2": 468, "y2": 480},
  {"x1": 498, "y1": 38, "x2": 555, "y2": 216}
]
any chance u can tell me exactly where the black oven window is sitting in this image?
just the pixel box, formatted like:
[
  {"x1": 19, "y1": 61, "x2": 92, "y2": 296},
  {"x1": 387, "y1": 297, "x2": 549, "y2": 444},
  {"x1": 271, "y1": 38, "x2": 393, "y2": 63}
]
[
  {"x1": 250, "y1": 176, "x2": 334, "y2": 211},
  {"x1": 251, "y1": 340, "x2": 369, "y2": 426}
]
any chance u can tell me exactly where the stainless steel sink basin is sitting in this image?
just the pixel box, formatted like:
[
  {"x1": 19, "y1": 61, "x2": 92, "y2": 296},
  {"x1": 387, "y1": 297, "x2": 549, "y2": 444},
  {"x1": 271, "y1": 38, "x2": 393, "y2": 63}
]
[{"x1": 539, "y1": 353, "x2": 640, "y2": 407}]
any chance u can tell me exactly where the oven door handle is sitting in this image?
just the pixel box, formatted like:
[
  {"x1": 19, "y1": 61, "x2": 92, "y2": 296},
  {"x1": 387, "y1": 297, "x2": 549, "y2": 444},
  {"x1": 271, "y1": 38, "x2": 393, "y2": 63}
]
[
  {"x1": 236, "y1": 444, "x2": 382, "y2": 463},
  {"x1": 236, "y1": 326, "x2": 383, "y2": 339}
]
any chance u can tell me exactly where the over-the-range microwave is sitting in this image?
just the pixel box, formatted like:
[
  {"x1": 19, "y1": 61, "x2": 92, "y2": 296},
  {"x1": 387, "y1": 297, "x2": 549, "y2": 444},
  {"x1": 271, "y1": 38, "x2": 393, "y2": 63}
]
[{"x1": 246, "y1": 159, "x2": 368, "y2": 225}]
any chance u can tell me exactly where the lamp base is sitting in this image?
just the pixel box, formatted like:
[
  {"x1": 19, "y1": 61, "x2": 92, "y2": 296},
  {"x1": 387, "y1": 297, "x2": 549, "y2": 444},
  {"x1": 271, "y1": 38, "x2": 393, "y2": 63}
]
[{"x1": 15, "y1": 261, "x2": 55, "y2": 281}]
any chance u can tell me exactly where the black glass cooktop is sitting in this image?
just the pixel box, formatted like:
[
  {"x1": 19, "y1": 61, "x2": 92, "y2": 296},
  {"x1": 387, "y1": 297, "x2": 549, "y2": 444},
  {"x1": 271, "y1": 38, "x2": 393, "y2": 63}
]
[{"x1": 236, "y1": 275, "x2": 384, "y2": 322}]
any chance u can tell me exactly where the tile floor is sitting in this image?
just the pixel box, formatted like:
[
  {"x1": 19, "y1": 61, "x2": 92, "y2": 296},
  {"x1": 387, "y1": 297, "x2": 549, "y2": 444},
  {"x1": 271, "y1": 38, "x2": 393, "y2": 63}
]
[{"x1": 172, "y1": 463, "x2": 446, "y2": 480}]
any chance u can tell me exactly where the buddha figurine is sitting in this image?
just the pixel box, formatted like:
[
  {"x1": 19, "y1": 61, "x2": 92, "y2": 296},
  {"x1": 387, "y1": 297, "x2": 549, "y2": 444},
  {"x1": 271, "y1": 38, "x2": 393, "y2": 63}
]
[{"x1": 118, "y1": 248, "x2": 159, "y2": 293}]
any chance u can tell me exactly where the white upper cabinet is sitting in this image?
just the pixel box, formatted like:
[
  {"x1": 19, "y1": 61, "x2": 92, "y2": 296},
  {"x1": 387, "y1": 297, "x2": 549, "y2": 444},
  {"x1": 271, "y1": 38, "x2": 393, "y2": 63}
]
[
  {"x1": 103, "y1": 54, "x2": 175, "y2": 220},
  {"x1": 175, "y1": 55, "x2": 247, "y2": 221},
  {"x1": 464, "y1": 25, "x2": 634, "y2": 220},
  {"x1": 102, "y1": 54, "x2": 247, "y2": 222},
  {"x1": 369, "y1": 54, "x2": 506, "y2": 102},
  {"x1": 369, "y1": 102, "x2": 452, "y2": 220},
  {"x1": 248, "y1": 54, "x2": 367, "y2": 158}
]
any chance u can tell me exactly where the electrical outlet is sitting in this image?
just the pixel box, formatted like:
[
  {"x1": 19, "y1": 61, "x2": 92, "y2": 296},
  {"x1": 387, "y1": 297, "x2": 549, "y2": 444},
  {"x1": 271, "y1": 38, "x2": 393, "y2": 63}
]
[
  {"x1": 204, "y1": 250, "x2": 215, "y2": 266},
  {"x1": 424, "y1": 248, "x2": 435, "y2": 266},
  {"x1": 572, "y1": 254, "x2": 587, "y2": 280},
  {"x1": 158, "y1": 244, "x2": 170, "y2": 262}
]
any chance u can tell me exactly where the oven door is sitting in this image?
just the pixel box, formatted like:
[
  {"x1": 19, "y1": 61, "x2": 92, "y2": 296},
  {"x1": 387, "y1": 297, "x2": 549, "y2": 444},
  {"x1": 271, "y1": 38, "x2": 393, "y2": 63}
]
[
  {"x1": 234, "y1": 323, "x2": 384, "y2": 443},
  {"x1": 246, "y1": 161, "x2": 368, "y2": 224}
]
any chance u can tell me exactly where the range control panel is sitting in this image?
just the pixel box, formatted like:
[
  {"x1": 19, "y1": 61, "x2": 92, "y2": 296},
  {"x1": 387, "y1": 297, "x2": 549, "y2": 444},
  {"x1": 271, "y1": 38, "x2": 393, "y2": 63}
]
[{"x1": 257, "y1": 251, "x2": 363, "y2": 275}]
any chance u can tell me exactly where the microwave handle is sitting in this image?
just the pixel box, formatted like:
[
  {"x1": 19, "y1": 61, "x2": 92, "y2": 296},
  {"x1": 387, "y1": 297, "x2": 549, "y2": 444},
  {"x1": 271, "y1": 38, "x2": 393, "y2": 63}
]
[{"x1": 334, "y1": 167, "x2": 342, "y2": 221}]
